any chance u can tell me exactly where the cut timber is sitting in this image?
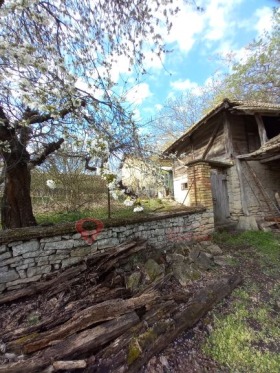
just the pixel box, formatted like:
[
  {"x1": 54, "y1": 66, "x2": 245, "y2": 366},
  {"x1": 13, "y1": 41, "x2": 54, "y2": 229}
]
[
  {"x1": 0, "y1": 264, "x2": 87, "y2": 305},
  {"x1": 10, "y1": 292, "x2": 158, "y2": 354},
  {"x1": 52, "y1": 360, "x2": 87, "y2": 371},
  {"x1": 0, "y1": 312, "x2": 139, "y2": 373},
  {"x1": 85, "y1": 274, "x2": 242, "y2": 373}
]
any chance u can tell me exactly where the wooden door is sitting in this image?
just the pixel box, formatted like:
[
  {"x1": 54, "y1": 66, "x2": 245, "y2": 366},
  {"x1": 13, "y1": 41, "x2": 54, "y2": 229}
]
[{"x1": 210, "y1": 169, "x2": 230, "y2": 224}]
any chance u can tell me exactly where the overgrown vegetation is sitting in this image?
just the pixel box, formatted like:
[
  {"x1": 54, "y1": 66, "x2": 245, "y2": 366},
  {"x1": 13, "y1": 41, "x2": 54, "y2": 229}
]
[{"x1": 203, "y1": 231, "x2": 280, "y2": 372}]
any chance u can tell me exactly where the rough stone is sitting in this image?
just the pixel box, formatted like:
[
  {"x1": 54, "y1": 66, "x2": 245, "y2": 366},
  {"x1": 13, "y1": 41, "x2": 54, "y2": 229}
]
[
  {"x1": 0, "y1": 266, "x2": 8, "y2": 273},
  {"x1": 214, "y1": 255, "x2": 234, "y2": 266},
  {"x1": 171, "y1": 261, "x2": 201, "y2": 286},
  {"x1": 0, "y1": 284, "x2": 6, "y2": 293},
  {"x1": 61, "y1": 257, "x2": 81, "y2": 269},
  {"x1": 44, "y1": 240, "x2": 75, "y2": 250},
  {"x1": 8, "y1": 241, "x2": 23, "y2": 247},
  {"x1": 0, "y1": 270, "x2": 19, "y2": 284},
  {"x1": 193, "y1": 251, "x2": 213, "y2": 270},
  {"x1": 144, "y1": 259, "x2": 165, "y2": 281},
  {"x1": 237, "y1": 216, "x2": 259, "y2": 231},
  {"x1": 40, "y1": 236, "x2": 62, "y2": 243},
  {"x1": 0, "y1": 257, "x2": 21, "y2": 267},
  {"x1": 203, "y1": 244, "x2": 223, "y2": 256},
  {"x1": 0, "y1": 251, "x2": 11, "y2": 261},
  {"x1": 70, "y1": 247, "x2": 91, "y2": 257},
  {"x1": 23, "y1": 250, "x2": 43, "y2": 259},
  {"x1": 17, "y1": 270, "x2": 26, "y2": 279},
  {"x1": 27, "y1": 265, "x2": 51, "y2": 278},
  {"x1": 0, "y1": 245, "x2": 7, "y2": 254},
  {"x1": 126, "y1": 272, "x2": 142, "y2": 291},
  {"x1": 13, "y1": 240, "x2": 39, "y2": 256}
]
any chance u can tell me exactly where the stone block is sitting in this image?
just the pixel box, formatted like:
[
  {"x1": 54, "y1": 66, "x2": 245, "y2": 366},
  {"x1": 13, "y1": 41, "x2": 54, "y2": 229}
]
[
  {"x1": 23, "y1": 258, "x2": 35, "y2": 265},
  {"x1": 61, "y1": 257, "x2": 81, "y2": 269},
  {"x1": 13, "y1": 240, "x2": 39, "y2": 256},
  {"x1": 35, "y1": 258, "x2": 50, "y2": 266},
  {"x1": 70, "y1": 247, "x2": 92, "y2": 257},
  {"x1": 72, "y1": 233, "x2": 82, "y2": 239},
  {"x1": 0, "y1": 284, "x2": 6, "y2": 293},
  {"x1": 0, "y1": 257, "x2": 21, "y2": 267},
  {"x1": 40, "y1": 236, "x2": 62, "y2": 243},
  {"x1": 44, "y1": 240, "x2": 75, "y2": 251},
  {"x1": 0, "y1": 270, "x2": 19, "y2": 284},
  {"x1": 0, "y1": 251, "x2": 11, "y2": 261},
  {"x1": 17, "y1": 270, "x2": 26, "y2": 279},
  {"x1": 0, "y1": 245, "x2": 7, "y2": 254},
  {"x1": 27, "y1": 265, "x2": 51, "y2": 278},
  {"x1": 8, "y1": 241, "x2": 23, "y2": 247},
  {"x1": 23, "y1": 250, "x2": 43, "y2": 259}
]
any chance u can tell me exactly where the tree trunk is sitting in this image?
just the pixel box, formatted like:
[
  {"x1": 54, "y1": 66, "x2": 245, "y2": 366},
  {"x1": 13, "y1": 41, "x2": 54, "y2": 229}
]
[{"x1": 1, "y1": 162, "x2": 36, "y2": 229}]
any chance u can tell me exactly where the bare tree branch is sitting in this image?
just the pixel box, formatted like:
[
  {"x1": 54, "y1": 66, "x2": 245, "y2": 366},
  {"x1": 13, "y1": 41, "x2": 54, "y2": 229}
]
[
  {"x1": 29, "y1": 138, "x2": 64, "y2": 169},
  {"x1": 84, "y1": 156, "x2": 97, "y2": 172}
]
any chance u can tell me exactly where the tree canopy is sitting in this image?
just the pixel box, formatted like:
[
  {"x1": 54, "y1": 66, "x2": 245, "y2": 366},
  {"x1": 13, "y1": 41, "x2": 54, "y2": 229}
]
[
  {"x1": 0, "y1": 0, "x2": 188, "y2": 228},
  {"x1": 208, "y1": 8, "x2": 280, "y2": 105}
]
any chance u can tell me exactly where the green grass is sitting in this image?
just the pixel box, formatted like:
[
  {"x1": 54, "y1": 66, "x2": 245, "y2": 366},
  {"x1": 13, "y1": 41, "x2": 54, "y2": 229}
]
[
  {"x1": 35, "y1": 198, "x2": 178, "y2": 225},
  {"x1": 203, "y1": 231, "x2": 280, "y2": 372},
  {"x1": 213, "y1": 231, "x2": 280, "y2": 266}
]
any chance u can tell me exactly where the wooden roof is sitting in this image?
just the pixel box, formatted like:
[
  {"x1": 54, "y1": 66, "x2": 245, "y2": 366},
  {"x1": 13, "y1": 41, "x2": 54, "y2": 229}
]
[{"x1": 164, "y1": 99, "x2": 280, "y2": 155}]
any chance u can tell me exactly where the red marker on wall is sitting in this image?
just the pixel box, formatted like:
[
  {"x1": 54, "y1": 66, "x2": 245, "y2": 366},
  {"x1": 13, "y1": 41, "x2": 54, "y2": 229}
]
[{"x1": 75, "y1": 218, "x2": 104, "y2": 245}]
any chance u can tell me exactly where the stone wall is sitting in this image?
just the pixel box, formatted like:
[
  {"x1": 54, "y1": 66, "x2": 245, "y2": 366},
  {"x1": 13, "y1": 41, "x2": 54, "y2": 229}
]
[{"x1": 0, "y1": 209, "x2": 214, "y2": 293}]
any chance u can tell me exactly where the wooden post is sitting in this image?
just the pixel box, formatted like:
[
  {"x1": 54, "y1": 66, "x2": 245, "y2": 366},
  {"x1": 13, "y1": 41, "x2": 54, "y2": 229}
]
[
  {"x1": 255, "y1": 114, "x2": 267, "y2": 146},
  {"x1": 223, "y1": 112, "x2": 234, "y2": 158},
  {"x1": 107, "y1": 188, "x2": 111, "y2": 219},
  {"x1": 235, "y1": 159, "x2": 249, "y2": 216}
]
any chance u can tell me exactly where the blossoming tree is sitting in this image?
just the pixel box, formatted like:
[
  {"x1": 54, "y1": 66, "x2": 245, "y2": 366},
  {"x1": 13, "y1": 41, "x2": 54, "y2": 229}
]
[{"x1": 0, "y1": 0, "x2": 187, "y2": 229}]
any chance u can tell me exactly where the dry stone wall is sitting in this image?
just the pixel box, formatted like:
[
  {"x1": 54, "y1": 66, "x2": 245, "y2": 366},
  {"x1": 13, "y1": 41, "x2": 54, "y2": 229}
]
[{"x1": 0, "y1": 209, "x2": 214, "y2": 293}]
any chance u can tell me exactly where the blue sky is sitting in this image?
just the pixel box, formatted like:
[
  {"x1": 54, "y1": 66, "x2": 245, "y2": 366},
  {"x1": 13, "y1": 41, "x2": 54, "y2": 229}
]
[{"x1": 114, "y1": 0, "x2": 277, "y2": 123}]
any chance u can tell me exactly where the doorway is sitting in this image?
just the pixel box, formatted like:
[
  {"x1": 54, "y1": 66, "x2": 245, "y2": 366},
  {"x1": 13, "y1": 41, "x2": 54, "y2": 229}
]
[{"x1": 210, "y1": 169, "x2": 230, "y2": 225}]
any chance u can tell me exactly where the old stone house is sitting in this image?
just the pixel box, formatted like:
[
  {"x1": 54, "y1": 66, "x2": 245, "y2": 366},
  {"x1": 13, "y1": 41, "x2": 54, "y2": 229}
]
[
  {"x1": 121, "y1": 157, "x2": 173, "y2": 198},
  {"x1": 164, "y1": 99, "x2": 280, "y2": 228}
]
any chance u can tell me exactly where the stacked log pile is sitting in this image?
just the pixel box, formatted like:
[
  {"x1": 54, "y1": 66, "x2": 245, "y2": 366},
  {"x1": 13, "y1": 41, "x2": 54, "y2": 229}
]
[{"x1": 0, "y1": 240, "x2": 241, "y2": 373}]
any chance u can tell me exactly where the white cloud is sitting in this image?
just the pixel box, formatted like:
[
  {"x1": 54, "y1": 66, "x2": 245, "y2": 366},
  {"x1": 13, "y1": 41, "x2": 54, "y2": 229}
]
[
  {"x1": 155, "y1": 104, "x2": 163, "y2": 111},
  {"x1": 126, "y1": 83, "x2": 152, "y2": 105},
  {"x1": 170, "y1": 78, "x2": 202, "y2": 95},
  {"x1": 254, "y1": 7, "x2": 273, "y2": 35}
]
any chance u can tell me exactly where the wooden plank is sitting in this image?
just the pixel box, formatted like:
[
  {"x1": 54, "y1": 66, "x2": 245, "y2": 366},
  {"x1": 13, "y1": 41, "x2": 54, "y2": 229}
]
[
  {"x1": 202, "y1": 120, "x2": 222, "y2": 159},
  {"x1": 0, "y1": 312, "x2": 140, "y2": 373},
  {"x1": 223, "y1": 112, "x2": 234, "y2": 157},
  {"x1": 13, "y1": 292, "x2": 157, "y2": 354},
  {"x1": 255, "y1": 114, "x2": 268, "y2": 146},
  {"x1": 235, "y1": 159, "x2": 249, "y2": 215},
  {"x1": 260, "y1": 154, "x2": 280, "y2": 163}
]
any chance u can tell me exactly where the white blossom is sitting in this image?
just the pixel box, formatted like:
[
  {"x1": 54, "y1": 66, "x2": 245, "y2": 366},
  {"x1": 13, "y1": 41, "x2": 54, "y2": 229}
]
[
  {"x1": 133, "y1": 206, "x2": 144, "y2": 212},
  {"x1": 124, "y1": 199, "x2": 134, "y2": 207},
  {"x1": 46, "y1": 180, "x2": 56, "y2": 189}
]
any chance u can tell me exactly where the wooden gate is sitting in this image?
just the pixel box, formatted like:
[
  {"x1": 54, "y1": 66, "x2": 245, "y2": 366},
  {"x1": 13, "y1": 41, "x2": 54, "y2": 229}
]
[{"x1": 210, "y1": 169, "x2": 230, "y2": 225}]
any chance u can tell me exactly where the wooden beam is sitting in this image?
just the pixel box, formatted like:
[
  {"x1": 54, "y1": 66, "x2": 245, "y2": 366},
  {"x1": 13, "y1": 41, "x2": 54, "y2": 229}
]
[
  {"x1": 202, "y1": 120, "x2": 222, "y2": 159},
  {"x1": 235, "y1": 159, "x2": 249, "y2": 216},
  {"x1": 255, "y1": 114, "x2": 268, "y2": 146},
  {"x1": 223, "y1": 112, "x2": 234, "y2": 158},
  {"x1": 260, "y1": 154, "x2": 280, "y2": 163}
]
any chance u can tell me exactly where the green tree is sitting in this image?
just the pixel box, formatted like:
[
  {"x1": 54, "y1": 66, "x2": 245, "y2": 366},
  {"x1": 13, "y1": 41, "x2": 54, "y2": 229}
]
[{"x1": 209, "y1": 8, "x2": 280, "y2": 104}]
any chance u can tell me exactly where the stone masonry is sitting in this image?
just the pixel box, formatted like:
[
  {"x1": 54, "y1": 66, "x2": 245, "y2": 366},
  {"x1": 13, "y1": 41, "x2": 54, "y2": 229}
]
[{"x1": 0, "y1": 209, "x2": 214, "y2": 293}]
